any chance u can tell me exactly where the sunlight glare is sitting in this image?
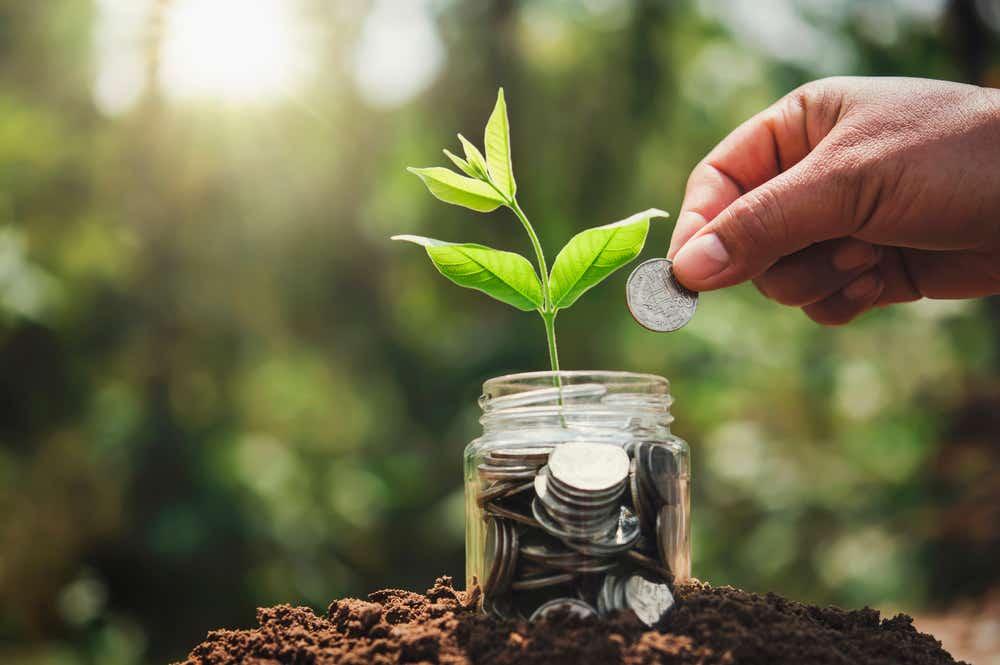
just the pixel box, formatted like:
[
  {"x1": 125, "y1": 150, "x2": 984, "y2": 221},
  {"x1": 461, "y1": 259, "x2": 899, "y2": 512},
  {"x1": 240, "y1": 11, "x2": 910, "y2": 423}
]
[{"x1": 160, "y1": 0, "x2": 308, "y2": 103}]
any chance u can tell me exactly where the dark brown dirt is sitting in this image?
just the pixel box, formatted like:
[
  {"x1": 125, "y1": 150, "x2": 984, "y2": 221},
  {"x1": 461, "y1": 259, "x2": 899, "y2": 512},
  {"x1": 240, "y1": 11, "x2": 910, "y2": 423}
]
[{"x1": 176, "y1": 577, "x2": 967, "y2": 665}]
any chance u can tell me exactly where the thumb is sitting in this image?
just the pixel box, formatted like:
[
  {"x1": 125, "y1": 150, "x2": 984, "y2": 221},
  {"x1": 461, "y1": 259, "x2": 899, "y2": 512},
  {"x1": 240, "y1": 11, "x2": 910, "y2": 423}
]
[{"x1": 672, "y1": 158, "x2": 858, "y2": 291}]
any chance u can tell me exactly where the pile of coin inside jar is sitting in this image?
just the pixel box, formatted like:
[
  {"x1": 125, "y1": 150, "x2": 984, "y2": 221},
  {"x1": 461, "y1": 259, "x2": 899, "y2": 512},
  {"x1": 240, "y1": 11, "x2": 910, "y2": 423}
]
[{"x1": 475, "y1": 439, "x2": 679, "y2": 624}]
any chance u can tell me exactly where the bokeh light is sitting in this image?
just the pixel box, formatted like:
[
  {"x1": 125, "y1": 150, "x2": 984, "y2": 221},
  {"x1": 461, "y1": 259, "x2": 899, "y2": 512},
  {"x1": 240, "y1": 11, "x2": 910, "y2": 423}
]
[{"x1": 160, "y1": 0, "x2": 309, "y2": 102}]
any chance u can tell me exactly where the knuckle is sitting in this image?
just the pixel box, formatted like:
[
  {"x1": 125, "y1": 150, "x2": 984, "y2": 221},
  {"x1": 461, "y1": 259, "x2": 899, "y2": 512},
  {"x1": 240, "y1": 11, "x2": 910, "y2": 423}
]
[
  {"x1": 684, "y1": 160, "x2": 708, "y2": 191},
  {"x1": 788, "y1": 78, "x2": 837, "y2": 104},
  {"x1": 785, "y1": 78, "x2": 849, "y2": 136},
  {"x1": 778, "y1": 86, "x2": 808, "y2": 123}
]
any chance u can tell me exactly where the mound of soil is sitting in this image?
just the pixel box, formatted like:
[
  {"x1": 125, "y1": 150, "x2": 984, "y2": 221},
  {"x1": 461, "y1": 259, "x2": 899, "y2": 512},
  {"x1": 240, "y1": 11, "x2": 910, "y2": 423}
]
[{"x1": 176, "y1": 577, "x2": 965, "y2": 665}]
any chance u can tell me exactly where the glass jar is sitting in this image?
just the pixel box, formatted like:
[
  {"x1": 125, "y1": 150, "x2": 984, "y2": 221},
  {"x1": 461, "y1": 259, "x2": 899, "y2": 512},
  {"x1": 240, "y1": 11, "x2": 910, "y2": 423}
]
[{"x1": 464, "y1": 371, "x2": 690, "y2": 621}]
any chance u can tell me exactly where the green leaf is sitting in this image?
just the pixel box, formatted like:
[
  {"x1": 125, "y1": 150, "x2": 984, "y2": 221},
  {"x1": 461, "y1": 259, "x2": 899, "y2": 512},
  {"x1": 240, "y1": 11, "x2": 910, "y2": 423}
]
[
  {"x1": 442, "y1": 149, "x2": 477, "y2": 178},
  {"x1": 484, "y1": 88, "x2": 515, "y2": 198},
  {"x1": 407, "y1": 167, "x2": 505, "y2": 212},
  {"x1": 457, "y1": 134, "x2": 490, "y2": 180},
  {"x1": 391, "y1": 235, "x2": 543, "y2": 311},
  {"x1": 548, "y1": 208, "x2": 669, "y2": 310}
]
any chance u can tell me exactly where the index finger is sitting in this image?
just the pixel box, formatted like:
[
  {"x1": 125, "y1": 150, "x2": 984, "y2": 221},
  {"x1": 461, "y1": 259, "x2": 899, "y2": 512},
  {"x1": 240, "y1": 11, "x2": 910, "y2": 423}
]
[{"x1": 667, "y1": 89, "x2": 819, "y2": 258}]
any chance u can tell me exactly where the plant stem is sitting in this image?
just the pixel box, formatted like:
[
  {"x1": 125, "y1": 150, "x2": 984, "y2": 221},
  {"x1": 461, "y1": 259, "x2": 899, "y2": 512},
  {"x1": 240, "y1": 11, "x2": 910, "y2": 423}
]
[
  {"x1": 509, "y1": 199, "x2": 552, "y2": 311},
  {"x1": 542, "y1": 310, "x2": 566, "y2": 418},
  {"x1": 542, "y1": 311, "x2": 560, "y2": 375},
  {"x1": 508, "y1": 198, "x2": 562, "y2": 383},
  {"x1": 485, "y1": 185, "x2": 562, "y2": 384}
]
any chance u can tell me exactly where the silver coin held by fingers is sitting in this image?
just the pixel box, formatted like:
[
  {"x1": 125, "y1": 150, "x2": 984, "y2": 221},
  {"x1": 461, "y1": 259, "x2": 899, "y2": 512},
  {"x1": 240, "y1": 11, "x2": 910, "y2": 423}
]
[{"x1": 626, "y1": 258, "x2": 699, "y2": 332}]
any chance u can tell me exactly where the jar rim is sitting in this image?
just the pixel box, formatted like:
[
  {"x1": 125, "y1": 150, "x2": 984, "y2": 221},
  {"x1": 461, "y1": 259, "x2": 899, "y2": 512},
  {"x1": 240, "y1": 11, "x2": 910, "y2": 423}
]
[{"x1": 482, "y1": 370, "x2": 669, "y2": 398}]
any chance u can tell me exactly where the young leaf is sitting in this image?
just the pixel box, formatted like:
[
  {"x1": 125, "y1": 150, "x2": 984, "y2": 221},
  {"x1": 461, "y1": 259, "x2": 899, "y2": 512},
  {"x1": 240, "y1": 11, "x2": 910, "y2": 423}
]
[
  {"x1": 407, "y1": 167, "x2": 506, "y2": 212},
  {"x1": 484, "y1": 88, "x2": 515, "y2": 198},
  {"x1": 548, "y1": 208, "x2": 670, "y2": 310},
  {"x1": 457, "y1": 134, "x2": 490, "y2": 180},
  {"x1": 443, "y1": 149, "x2": 478, "y2": 178},
  {"x1": 391, "y1": 235, "x2": 543, "y2": 311}
]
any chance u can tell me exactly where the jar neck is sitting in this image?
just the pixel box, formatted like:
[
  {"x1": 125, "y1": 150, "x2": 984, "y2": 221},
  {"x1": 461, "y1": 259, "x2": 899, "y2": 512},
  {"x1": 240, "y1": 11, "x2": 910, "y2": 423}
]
[
  {"x1": 478, "y1": 372, "x2": 674, "y2": 434},
  {"x1": 480, "y1": 401, "x2": 674, "y2": 434}
]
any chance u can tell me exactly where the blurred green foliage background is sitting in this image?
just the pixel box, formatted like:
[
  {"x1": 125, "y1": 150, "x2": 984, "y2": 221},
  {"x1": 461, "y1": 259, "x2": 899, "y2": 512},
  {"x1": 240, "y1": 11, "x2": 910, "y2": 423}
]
[{"x1": 0, "y1": 0, "x2": 998, "y2": 662}]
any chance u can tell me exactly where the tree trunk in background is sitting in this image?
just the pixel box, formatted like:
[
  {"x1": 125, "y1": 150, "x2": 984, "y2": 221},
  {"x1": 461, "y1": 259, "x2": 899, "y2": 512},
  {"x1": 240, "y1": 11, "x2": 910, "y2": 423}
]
[
  {"x1": 927, "y1": 0, "x2": 1000, "y2": 603},
  {"x1": 948, "y1": 0, "x2": 1000, "y2": 361}
]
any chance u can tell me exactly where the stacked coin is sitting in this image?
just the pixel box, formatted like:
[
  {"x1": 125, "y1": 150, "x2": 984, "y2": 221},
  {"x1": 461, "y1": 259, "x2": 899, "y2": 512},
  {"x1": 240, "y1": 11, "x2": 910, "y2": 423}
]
[
  {"x1": 629, "y1": 440, "x2": 688, "y2": 574},
  {"x1": 478, "y1": 447, "x2": 551, "y2": 482},
  {"x1": 532, "y1": 442, "x2": 640, "y2": 556},
  {"x1": 481, "y1": 517, "x2": 518, "y2": 599},
  {"x1": 474, "y1": 439, "x2": 685, "y2": 626}
]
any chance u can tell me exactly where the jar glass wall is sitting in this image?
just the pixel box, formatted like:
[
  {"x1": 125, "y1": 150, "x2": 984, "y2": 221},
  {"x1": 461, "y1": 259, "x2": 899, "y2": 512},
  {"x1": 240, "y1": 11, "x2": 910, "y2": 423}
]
[{"x1": 464, "y1": 371, "x2": 690, "y2": 621}]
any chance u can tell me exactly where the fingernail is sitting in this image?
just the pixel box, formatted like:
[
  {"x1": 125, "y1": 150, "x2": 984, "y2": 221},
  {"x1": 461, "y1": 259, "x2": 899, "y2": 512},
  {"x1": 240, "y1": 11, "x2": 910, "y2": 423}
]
[
  {"x1": 843, "y1": 271, "x2": 880, "y2": 300},
  {"x1": 667, "y1": 211, "x2": 707, "y2": 259},
  {"x1": 832, "y1": 242, "x2": 879, "y2": 271},
  {"x1": 673, "y1": 233, "x2": 729, "y2": 281}
]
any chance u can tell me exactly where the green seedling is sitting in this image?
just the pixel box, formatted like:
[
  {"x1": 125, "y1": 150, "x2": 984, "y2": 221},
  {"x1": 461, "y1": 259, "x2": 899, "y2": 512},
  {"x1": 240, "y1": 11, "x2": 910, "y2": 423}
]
[{"x1": 394, "y1": 88, "x2": 668, "y2": 374}]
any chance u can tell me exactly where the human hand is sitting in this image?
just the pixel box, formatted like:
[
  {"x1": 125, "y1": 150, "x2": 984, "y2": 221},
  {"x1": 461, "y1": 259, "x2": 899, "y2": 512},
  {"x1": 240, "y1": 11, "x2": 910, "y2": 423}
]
[{"x1": 668, "y1": 76, "x2": 1000, "y2": 325}]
